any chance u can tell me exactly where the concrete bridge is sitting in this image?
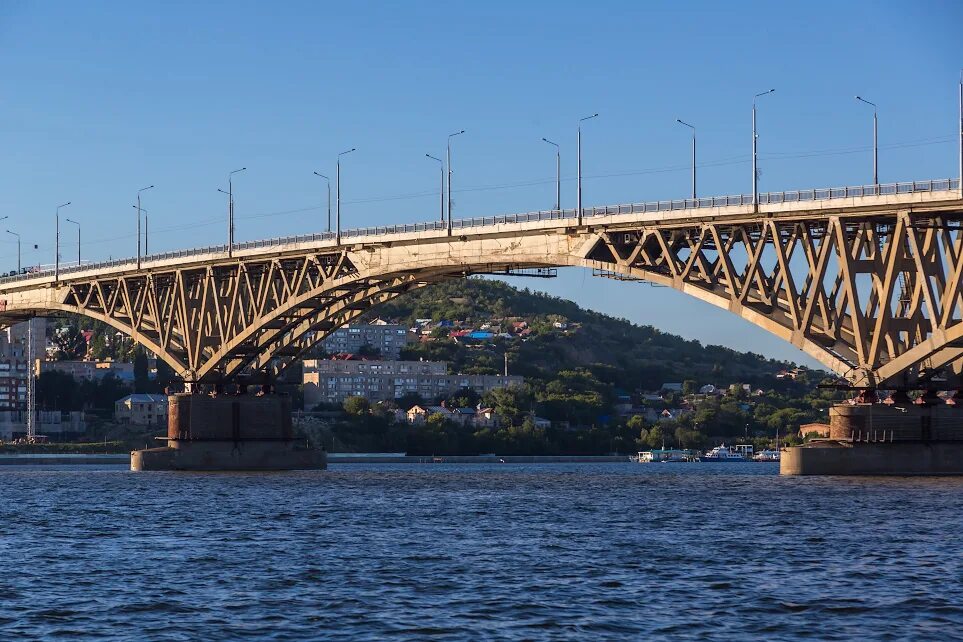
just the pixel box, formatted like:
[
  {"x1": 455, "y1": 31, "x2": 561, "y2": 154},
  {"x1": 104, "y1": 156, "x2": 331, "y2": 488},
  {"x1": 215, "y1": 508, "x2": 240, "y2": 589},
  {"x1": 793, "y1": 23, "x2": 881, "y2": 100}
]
[{"x1": 2, "y1": 178, "x2": 961, "y2": 394}]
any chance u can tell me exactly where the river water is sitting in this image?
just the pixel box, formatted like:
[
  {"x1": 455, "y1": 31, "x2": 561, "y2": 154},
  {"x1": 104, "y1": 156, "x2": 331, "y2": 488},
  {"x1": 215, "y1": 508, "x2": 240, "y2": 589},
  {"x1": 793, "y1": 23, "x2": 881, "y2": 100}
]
[{"x1": 1, "y1": 462, "x2": 961, "y2": 641}]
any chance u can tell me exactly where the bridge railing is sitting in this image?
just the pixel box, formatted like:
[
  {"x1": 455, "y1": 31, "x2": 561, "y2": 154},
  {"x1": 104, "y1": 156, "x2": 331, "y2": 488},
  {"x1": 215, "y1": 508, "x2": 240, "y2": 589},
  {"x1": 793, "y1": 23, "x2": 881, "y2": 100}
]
[{"x1": 0, "y1": 178, "x2": 957, "y2": 287}]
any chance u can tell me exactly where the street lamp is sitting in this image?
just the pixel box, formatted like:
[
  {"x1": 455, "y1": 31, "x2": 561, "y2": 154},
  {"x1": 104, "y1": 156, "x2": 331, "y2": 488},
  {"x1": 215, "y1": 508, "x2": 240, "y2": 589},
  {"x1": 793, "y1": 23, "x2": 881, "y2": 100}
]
[
  {"x1": 541, "y1": 138, "x2": 560, "y2": 211},
  {"x1": 577, "y1": 113, "x2": 598, "y2": 226},
  {"x1": 6, "y1": 230, "x2": 19, "y2": 273},
  {"x1": 855, "y1": 96, "x2": 879, "y2": 186},
  {"x1": 313, "y1": 171, "x2": 332, "y2": 233},
  {"x1": 676, "y1": 119, "x2": 697, "y2": 199},
  {"x1": 336, "y1": 149, "x2": 356, "y2": 245},
  {"x1": 447, "y1": 130, "x2": 465, "y2": 235},
  {"x1": 425, "y1": 154, "x2": 444, "y2": 224},
  {"x1": 65, "y1": 218, "x2": 80, "y2": 267},
  {"x1": 752, "y1": 89, "x2": 775, "y2": 209},
  {"x1": 55, "y1": 202, "x2": 71, "y2": 282},
  {"x1": 136, "y1": 185, "x2": 154, "y2": 268},
  {"x1": 228, "y1": 168, "x2": 246, "y2": 257}
]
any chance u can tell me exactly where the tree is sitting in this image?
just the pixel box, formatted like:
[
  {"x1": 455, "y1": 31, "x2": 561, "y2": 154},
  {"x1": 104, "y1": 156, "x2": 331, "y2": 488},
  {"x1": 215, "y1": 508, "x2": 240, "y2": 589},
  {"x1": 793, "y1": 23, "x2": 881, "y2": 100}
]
[
  {"x1": 54, "y1": 326, "x2": 87, "y2": 360},
  {"x1": 343, "y1": 396, "x2": 371, "y2": 416},
  {"x1": 682, "y1": 379, "x2": 698, "y2": 396},
  {"x1": 133, "y1": 348, "x2": 150, "y2": 393},
  {"x1": 356, "y1": 343, "x2": 382, "y2": 358}
]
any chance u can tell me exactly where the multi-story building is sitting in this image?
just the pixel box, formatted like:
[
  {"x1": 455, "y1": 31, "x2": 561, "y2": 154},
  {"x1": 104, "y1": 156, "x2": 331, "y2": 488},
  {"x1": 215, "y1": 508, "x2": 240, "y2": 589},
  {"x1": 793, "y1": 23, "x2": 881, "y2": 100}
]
[
  {"x1": 303, "y1": 358, "x2": 523, "y2": 408},
  {"x1": 114, "y1": 393, "x2": 169, "y2": 426},
  {"x1": 36, "y1": 359, "x2": 137, "y2": 383},
  {"x1": 0, "y1": 319, "x2": 46, "y2": 410},
  {"x1": 0, "y1": 410, "x2": 85, "y2": 441},
  {"x1": 319, "y1": 321, "x2": 409, "y2": 359}
]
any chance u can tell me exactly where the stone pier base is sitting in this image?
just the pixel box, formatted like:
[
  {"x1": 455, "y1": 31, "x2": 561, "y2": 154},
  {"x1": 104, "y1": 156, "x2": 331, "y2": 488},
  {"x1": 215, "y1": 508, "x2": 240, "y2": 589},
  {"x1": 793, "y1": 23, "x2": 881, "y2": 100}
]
[
  {"x1": 782, "y1": 400, "x2": 963, "y2": 475},
  {"x1": 131, "y1": 393, "x2": 326, "y2": 472},
  {"x1": 781, "y1": 440, "x2": 963, "y2": 475}
]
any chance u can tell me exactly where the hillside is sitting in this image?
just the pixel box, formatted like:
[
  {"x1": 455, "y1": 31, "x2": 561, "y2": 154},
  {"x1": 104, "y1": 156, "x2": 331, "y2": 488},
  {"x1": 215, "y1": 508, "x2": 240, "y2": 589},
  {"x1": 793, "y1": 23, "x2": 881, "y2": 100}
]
[{"x1": 370, "y1": 277, "x2": 808, "y2": 390}]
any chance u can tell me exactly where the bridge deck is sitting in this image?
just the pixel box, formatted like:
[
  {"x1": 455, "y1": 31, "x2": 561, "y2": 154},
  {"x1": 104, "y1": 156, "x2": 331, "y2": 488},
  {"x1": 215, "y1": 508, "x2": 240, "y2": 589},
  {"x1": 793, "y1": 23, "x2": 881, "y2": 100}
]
[{"x1": 0, "y1": 177, "x2": 959, "y2": 292}]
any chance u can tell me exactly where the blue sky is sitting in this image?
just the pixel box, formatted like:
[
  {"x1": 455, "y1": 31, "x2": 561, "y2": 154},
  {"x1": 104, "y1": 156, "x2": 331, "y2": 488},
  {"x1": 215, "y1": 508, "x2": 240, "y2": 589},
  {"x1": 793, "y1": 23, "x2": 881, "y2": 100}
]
[{"x1": 1, "y1": 1, "x2": 960, "y2": 366}]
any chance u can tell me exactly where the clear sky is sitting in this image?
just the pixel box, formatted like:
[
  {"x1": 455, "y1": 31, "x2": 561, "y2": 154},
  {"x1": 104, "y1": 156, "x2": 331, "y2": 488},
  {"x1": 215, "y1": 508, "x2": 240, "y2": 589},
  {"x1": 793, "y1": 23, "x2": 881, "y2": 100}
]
[{"x1": 1, "y1": 1, "x2": 960, "y2": 366}]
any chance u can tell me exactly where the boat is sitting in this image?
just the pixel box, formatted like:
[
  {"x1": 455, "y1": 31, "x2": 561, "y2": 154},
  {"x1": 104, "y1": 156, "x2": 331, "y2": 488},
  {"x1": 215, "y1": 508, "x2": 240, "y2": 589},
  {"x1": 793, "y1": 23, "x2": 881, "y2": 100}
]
[
  {"x1": 633, "y1": 448, "x2": 695, "y2": 463},
  {"x1": 701, "y1": 444, "x2": 747, "y2": 462},
  {"x1": 752, "y1": 449, "x2": 781, "y2": 462}
]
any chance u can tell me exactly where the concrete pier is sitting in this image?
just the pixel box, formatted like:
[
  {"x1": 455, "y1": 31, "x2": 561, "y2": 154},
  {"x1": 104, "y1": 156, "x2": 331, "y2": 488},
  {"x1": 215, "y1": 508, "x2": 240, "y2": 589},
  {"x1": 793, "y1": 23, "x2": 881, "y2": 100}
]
[
  {"x1": 782, "y1": 400, "x2": 963, "y2": 475},
  {"x1": 131, "y1": 393, "x2": 326, "y2": 471}
]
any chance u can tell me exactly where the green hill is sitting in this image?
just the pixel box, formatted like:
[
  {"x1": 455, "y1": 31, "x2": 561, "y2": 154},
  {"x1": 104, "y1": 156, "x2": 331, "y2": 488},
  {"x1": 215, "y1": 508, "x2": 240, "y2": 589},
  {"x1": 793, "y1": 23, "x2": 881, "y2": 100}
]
[{"x1": 371, "y1": 277, "x2": 806, "y2": 390}]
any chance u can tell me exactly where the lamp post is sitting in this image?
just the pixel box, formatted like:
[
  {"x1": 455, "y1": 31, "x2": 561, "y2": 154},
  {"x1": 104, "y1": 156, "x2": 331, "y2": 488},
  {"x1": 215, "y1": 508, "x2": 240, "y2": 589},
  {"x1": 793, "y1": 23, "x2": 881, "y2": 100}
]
[
  {"x1": 228, "y1": 168, "x2": 246, "y2": 257},
  {"x1": 425, "y1": 154, "x2": 444, "y2": 224},
  {"x1": 752, "y1": 89, "x2": 775, "y2": 209},
  {"x1": 6, "y1": 230, "x2": 19, "y2": 273},
  {"x1": 541, "y1": 138, "x2": 561, "y2": 211},
  {"x1": 55, "y1": 202, "x2": 71, "y2": 282},
  {"x1": 313, "y1": 171, "x2": 332, "y2": 233},
  {"x1": 577, "y1": 113, "x2": 598, "y2": 226},
  {"x1": 676, "y1": 119, "x2": 697, "y2": 199},
  {"x1": 447, "y1": 130, "x2": 465, "y2": 235},
  {"x1": 855, "y1": 96, "x2": 878, "y2": 186},
  {"x1": 136, "y1": 185, "x2": 154, "y2": 268},
  {"x1": 336, "y1": 149, "x2": 356, "y2": 245},
  {"x1": 65, "y1": 218, "x2": 80, "y2": 267}
]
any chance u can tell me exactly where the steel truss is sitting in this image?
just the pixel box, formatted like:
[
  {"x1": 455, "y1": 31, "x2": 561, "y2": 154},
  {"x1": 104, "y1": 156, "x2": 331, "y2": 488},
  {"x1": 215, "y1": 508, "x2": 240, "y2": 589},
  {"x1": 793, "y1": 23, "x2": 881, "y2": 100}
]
[{"x1": 584, "y1": 210, "x2": 963, "y2": 388}]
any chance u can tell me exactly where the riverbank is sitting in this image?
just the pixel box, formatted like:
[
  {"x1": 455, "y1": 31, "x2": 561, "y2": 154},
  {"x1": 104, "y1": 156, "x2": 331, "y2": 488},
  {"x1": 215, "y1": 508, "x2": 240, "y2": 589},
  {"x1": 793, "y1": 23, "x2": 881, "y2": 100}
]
[{"x1": 0, "y1": 453, "x2": 633, "y2": 466}]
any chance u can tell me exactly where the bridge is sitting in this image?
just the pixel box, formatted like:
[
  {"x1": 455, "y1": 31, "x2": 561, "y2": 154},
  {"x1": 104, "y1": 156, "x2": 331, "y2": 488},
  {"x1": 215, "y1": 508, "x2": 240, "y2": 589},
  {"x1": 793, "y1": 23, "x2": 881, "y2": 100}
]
[{"x1": 2, "y1": 178, "x2": 961, "y2": 395}]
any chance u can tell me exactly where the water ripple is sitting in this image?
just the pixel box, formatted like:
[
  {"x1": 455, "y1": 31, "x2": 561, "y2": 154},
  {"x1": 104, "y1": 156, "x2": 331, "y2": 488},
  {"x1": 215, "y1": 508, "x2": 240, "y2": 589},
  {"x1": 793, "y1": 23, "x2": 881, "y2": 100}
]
[{"x1": 2, "y1": 462, "x2": 963, "y2": 640}]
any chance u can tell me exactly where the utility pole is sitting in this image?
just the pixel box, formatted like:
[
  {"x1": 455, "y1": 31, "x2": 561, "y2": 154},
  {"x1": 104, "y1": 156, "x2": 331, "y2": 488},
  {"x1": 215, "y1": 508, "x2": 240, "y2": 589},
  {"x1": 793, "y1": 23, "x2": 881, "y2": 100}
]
[
  {"x1": 66, "y1": 218, "x2": 80, "y2": 267},
  {"x1": 136, "y1": 185, "x2": 154, "y2": 268},
  {"x1": 676, "y1": 119, "x2": 696, "y2": 199},
  {"x1": 577, "y1": 114, "x2": 598, "y2": 226},
  {"x1": 228, "y1": 168, "x2": 246, "y2": 257},
  {"x1": 6, "y1": 230, "x2": 19, "y2": 273},
  {"x1": 313, "y1": 171, "x2": 332, "y2": 232},
  {"x1": 26, "y1": 318, "x2": 37, "y2": 442},
  {"x1": 336, "y1": 149, "x2": 356, "y2": 245},
  {"x1": 425, "y1": 154, "x2": 444, "y2": 224},
  {"x1": 447, "y1": 130, "x2": 465, "y2": 235},
  {"x1": 55, "y1": 202, "x2": 70, "y2": 283},
  {"x1": 752, "y1": 89, "x2": 775, "y2": 210},
  {"x1": 855, "y1": 96, "x2": 879, "y2": 186},
  {"x1": 542, "y1": 138, "x2": 560, "y2": 211}
]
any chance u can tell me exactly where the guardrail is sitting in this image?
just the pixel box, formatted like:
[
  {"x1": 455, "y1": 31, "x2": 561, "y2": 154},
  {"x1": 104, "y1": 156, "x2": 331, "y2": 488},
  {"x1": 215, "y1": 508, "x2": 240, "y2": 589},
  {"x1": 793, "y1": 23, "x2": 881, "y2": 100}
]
[{"x1": 0, "y1": 177, "x2": 958, "y2": 287}]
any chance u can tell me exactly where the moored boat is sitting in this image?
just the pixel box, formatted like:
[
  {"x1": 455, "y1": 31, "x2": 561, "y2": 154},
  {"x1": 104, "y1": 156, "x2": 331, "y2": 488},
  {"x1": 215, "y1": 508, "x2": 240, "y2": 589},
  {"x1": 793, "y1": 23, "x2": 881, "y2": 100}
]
[{"x1": 701, "y1": 444, "x2": 746, "y2": 462}]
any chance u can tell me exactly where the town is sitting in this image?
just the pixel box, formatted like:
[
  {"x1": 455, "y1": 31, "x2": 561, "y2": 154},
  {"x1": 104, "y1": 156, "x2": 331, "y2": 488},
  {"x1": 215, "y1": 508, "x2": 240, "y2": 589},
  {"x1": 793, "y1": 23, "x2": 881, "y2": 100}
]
[{"x1": 1, "y1": 279, "x2": 859, "y2": 456}]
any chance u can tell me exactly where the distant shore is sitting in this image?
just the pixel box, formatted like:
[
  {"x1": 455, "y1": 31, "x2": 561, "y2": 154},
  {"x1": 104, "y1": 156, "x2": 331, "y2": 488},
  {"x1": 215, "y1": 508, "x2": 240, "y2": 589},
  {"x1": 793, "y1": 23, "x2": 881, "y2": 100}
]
[{"x1": 0, "y1": 453, "x2": 632, "y2": 466}]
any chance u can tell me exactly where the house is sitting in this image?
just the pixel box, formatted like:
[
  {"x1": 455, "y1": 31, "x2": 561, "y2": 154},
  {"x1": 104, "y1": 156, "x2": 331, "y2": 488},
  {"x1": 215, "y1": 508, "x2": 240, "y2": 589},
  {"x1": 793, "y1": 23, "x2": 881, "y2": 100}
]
[
  {"x1": 467, "y1": 331, "x2": 495, "y2": 340},
  {"x1": 451, "y1": 407, "x2": 478, "y2": 425},
  {"x1": 698, "y1": 384, "x2": 719, "y2": 395},
  {"x1": 406, "y1": 405, "x2": 430, "y2": 424},
  {"x1": 532, "y1": 416, "x2": 551, "y2": 429},
  {"x1": 552, "y1": 321, "x2": 568, "y2": 329},
  {"x1": 474, "y1": 407, "x2": 497, "y2": 428},
  {"x1": 115, "y1": 393, "x2": 168, "y2": 426},
  {"x1": 660, "y1": 383, "x2": 683, "y2": 393}
]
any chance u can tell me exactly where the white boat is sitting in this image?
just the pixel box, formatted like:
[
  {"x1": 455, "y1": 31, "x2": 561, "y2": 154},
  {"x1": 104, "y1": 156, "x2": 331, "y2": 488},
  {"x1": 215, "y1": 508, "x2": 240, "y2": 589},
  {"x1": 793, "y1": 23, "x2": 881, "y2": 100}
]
[
  {"x1": 752, "y1": 449, "x2": 781, "y2": 462},
  {"x1": 633, "y1": 449, "x2": 694, "y2": 463},
  {"x1": 701, "y1": 445, "x2": 746, "y2": 462}
]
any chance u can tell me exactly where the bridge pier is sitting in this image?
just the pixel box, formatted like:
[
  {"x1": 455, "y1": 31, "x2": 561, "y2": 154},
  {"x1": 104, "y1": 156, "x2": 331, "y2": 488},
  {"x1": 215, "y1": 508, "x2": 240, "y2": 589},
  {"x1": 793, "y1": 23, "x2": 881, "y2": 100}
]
[
  {"x1": 131, "y1": 393, "x2": 326, "y2": 471},
  {"x1": 781, "y1": 395, "x2": 963, "y2": 475}
]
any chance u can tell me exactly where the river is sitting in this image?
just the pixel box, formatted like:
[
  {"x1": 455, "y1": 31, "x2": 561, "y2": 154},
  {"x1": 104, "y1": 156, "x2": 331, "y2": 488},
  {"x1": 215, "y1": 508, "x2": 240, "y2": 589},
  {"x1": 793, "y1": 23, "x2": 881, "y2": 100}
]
[{"x1": 1, "y1": 462, "x2": 961, "y2": 640}]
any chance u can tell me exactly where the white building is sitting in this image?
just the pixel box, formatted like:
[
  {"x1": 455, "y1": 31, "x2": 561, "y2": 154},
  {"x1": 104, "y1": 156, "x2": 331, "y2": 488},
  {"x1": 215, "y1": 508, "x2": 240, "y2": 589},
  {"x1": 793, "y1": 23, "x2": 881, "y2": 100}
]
[{"x1": 303, "y1": 359, "x2": 523, "y2": 407}]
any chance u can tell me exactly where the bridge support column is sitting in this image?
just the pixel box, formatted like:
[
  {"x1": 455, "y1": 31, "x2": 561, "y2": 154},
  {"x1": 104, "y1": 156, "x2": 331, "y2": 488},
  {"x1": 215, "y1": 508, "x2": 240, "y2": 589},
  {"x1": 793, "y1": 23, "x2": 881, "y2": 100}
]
[
  {"x1": 131, "y1": 393, "x2": 326, "y2": 471},
  {"x1": 781, "y1": 398, "x2": 963, "y2": 475}
]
